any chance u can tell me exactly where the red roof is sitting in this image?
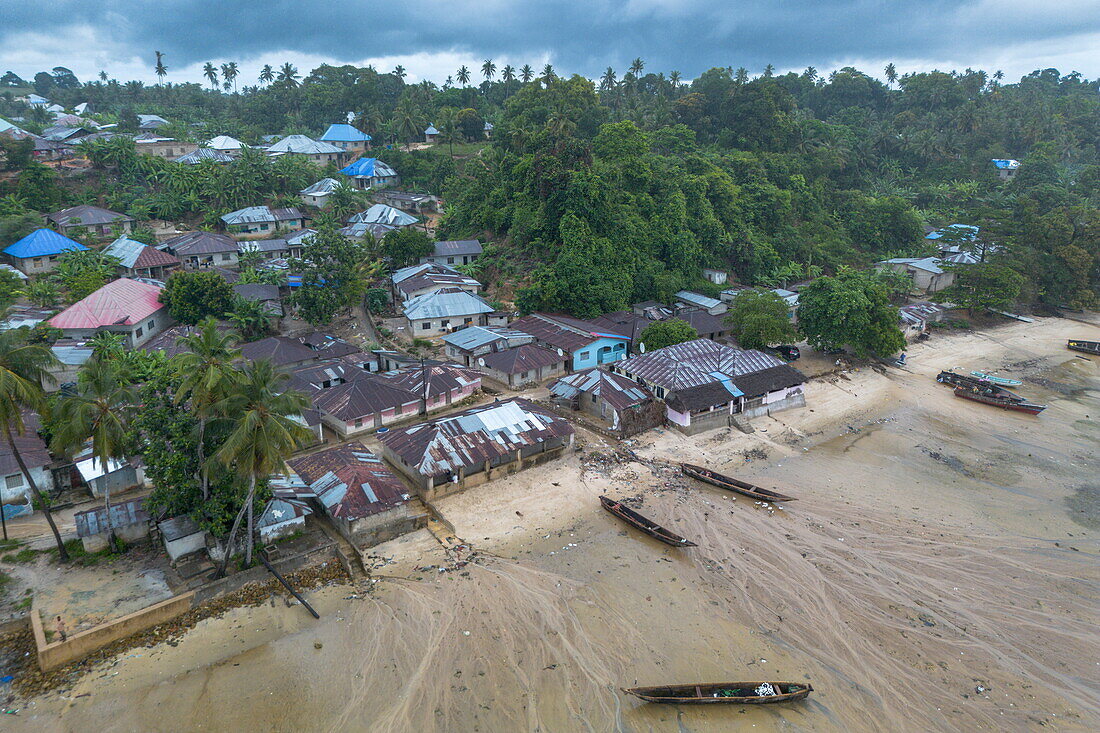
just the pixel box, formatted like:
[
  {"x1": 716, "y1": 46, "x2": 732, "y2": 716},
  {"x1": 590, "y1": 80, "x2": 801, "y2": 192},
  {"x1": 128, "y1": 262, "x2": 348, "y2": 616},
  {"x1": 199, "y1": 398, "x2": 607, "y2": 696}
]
[{"x1": 49, "y1": 278, "x2": 166, "y2": 330}]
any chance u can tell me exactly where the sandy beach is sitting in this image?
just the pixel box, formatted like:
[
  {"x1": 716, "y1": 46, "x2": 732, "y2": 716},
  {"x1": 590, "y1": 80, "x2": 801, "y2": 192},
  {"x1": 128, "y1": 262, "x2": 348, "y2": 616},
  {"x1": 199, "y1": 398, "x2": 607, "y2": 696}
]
[{"x1": 7, "y1": 316, "x2": 1099, "y2": 732}]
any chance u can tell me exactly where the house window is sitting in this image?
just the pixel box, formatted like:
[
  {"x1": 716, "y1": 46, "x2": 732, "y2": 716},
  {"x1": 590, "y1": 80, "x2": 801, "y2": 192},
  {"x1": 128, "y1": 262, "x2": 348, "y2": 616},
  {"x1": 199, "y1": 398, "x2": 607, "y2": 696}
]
[
  {"x1": 354, "y1": 418, "x2": 364, "y2": 428},
  {"x1": 147, "y1": 319, "x2": 155, "y2": 329},
  {"x1": 221, "y1": 253, "x2": 232, "y2": 261},
  {"x1": 135, "y1": 327, "x2": 144, "y2": 339},
  {"x1": 421, "y1": 322, "x2": 431, "y2": 330},
  {"x1": 447, "y1": 257, "x2": 455, "y2": 264},
  {"x1": 441, "y1": 320, "x2": 450, "y2": 328},
  {"x1": 260, "y1": 223, "x2": 269, "y2": 231},
  {"x1": 521, "y1": 371, "x2": 530, "y2": 380},
  {"x1": 33, "y1": 258, "x2": 42, "y2": 265},
  {"x1": 5, "y1": 474, "x2": 22, "y2": 490},
  {"x1": 578, "y1": 351, "x2": 589, "y2": 360}
]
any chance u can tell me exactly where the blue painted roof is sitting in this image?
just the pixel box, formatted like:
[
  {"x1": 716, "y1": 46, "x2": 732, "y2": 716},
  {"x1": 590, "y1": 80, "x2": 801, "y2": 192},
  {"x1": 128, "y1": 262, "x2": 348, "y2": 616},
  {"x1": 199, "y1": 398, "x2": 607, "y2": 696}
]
[
  {"x1": 339, "y1": 158, "x2": 397, "y2": 179},
  {"x1": 320, "y1": 123, "x2": 372, "y2": 142},
  {"x1": 4, "y1": 228, "x2": 88, "y2": 258},
  {"x1": 991, "y1": 159, "x2": 1019, "y2": 170},
  {"x1": 925, "y1": 224, "x2": 979, "y2": 241}
]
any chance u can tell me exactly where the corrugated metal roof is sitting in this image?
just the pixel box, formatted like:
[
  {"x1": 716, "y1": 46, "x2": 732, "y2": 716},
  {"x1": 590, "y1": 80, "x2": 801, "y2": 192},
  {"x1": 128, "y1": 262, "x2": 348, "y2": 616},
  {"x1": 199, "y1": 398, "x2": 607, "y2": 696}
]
[
  {"x1": 206, "y1": 135, "x2": 247, "y2": 150},
  {"x1": 424, "y1": 125, "x2": 439, "y2": 135},
  {"x1": 379, "y1": 398, "x2": 574, "y2": 477},
  {"x1": 163, "y1": 231, "x2": 238, "y2": 256},
  {"x1": 300, "y1": 178, "x2": 341, "y2": 196},
  {"x1": 257, "y1": 497, "x2": 311, "y2": 528},
  {"x1": 433, "y1": 240, "x2": 482, "y2": 257},
  {"x1": 339, "y1": 158, "x2": 397, "y2": 179},
  {"x1": 313, "y1": 375, "x2": 419, "y2": 420},
  {"x1": 925, "y1": 224, "x2": 979, "y2": 241},
  {"x1": 288, "y1": 442, "x2": 410, "y2": 521},
  {"x1": 4, "y1": 228, "x2": 88, "y2": 259},
  {"x1": 49, "y1": 278, "x2": 165, "y2": 330},
  {"x1": 176, "y1": 147, "x2": 233, "y2": 164},
  {"x1": 479, "y1": 344, "x2": 564, "y2": 374},
  {"x1": 509, "y1": 313, "x2": 624, "y2": 353},
  {"x1": 382, "y1": 363, "x2": 481, "y2": 399},
  {"x1": 403, "y1": 289, "x2": 493, "y2": 321},
  {"x1": 442, "y1": 326, "x2": 531, "y2": 351},
  {"x1": 320, "y1": 124, "x2": 372, "y2": 143},
  {"x1": 615, "y1": 339, "x2": 786, "y2": 391},
  {"x1": 348, "y1": 204, "x2": 416, "y2": 227},
  {"x1": 103, "y1": 235, "x2": 179, "y2": 270},
  {"x1": 675, "y1": 290, "x2": 722, "y2": 309},
  {"x1": 548, "y1": 368, "x2": 653, "y2": 411},
  {"x1": 991, "y1": 159, "x2": 1019, "y2": 169},
  {"x1": 267, "y1": 135, "x2": 343, "y2": 155},
  {"x1": 395, "y1": 270, "x2": 481, "y2": 299}
]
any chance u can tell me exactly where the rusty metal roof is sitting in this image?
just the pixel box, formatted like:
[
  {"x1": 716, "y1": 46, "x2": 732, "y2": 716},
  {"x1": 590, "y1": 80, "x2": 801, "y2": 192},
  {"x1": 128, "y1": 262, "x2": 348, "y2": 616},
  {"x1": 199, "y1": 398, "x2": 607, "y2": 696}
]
[
  {"x1": 312, "y1": 375, "x2": 420, "y2": 421},
  {"x1": 548, "y1": 368, "x2": 653, "y2": 411},
  {"x1": 381, "y1": 363, "x2": 481, "y2": 400},
  {"x1": 288, "y1": 443, "x2": 412, "y2": 521},
  {"x1": 75, "y1": 499, "x2": 149, "y2": 537},
  {"x1": 479, "y1": 344, "x2": 564, "y2": 374},
  {"x1": 378, "y1": 398, "x2": 574, "y2": 477}
]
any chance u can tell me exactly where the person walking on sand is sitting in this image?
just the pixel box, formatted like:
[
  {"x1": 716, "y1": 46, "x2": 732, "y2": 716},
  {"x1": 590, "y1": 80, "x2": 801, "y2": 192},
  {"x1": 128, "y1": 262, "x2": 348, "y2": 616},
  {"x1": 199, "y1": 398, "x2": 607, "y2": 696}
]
[{"x1": 55, "y1": 615, "x2": 67, "y2": 642}]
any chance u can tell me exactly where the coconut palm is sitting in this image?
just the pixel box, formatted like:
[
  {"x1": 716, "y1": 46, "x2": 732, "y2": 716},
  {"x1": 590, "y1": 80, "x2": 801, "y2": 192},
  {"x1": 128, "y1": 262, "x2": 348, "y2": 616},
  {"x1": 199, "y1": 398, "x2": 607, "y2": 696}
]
[
  {"x1": 98, "y1": 71, "x2": 108, "y2": 82},
  {"x1": 456, "y1": 66, "x2": 471, "y2": 86},
  {"x1": 501, "y1": 65, "x2": 516, "y2": 83},
  {"x1": 226, "y1": 299, "x2": 272, "y2": 342},
  {"x1": 212, "y1": 360, "x2": 311, "y2": 575},
  {"x1": 884, "y1": 63, "x2": 898, "y2": 86},
  {"x1": 803, "y1": 66, "x2": 818, "y2": 82},
  {"x1": 520, "y1": 64, "x2": 534, "y2": 83},
  {"x1": 221, "y1": 62, "x2": 239, "y2": 92},
  {"x1": 481, "y1": 59, "x2": 496, "y2": 82},
  {"x1": 259, "y1": 64, "x2": 275, "y2": 85},
  {"x1": 277, "y1": 63, "x2": 300, "y2": 87},
  {"x1": 600, "y1": 67, "x2": 617, "y2": 91},
  {"x1": 393, "y1": 65, "x2": 406, "y2": 80},
  {"x1": 51, "y1": 358, "x2": 136, "y2": 549},
  {"x1": 436, "y1": 107, "x2": 459, "y2": 157},
  {"x1": 154, "y1": 51, "x2": 167, "y2": 84},
  {"x1": 763, "y1": 64, "x2": 775, "y2": 78},
  {"x1": 735, "y1": 67, "x2": 749, "y2": 84},
  {"x1": 630, "y1": 58, "x2": 644, "y2": 76},
  {"x1": 669, "y1": 70, "x2": 681, "y2": 89},
  {"x1": 541, "y1": 63, "x2": 556, "y2": 80},
  {"x1": 0, "y1": 331, "x2": 66, "y2": 555},
  {"x1": 203, "y1": 62, "x2": 218, "y2": 89},
  {"x1": 173, "y1": 319, "x2": 240, "y2": 503}
]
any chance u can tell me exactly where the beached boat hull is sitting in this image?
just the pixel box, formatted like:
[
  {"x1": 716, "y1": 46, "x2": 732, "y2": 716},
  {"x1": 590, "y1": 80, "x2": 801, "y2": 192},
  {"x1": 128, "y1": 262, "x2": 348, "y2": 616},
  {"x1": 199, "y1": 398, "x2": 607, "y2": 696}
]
[
  {"x1": 1067, "y1": 339, "x2": 1100, "y2": 356},
  {"x1": 600, "y1": 496, "x2": 696, "y2": 547},
  {"x1": 681, "y1": 463, "x2": 797, "y2": 502},
  {"x1": 969, "y1": 371, "x2": 1022, "y2": 386},
  {"x1": 936, "y1": 371, "x2": 1023, "y2": 401},
  {"x1": 623, "y1": 681, "x2": 813, "y2": 704},
  {"x1": 953, "y1": 387, "x2": 1045, "y2": 415}
]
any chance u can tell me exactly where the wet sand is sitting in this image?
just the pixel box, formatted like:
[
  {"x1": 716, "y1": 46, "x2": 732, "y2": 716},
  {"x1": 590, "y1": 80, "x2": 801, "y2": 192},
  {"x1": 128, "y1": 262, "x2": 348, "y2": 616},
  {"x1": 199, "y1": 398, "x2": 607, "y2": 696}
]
[{"x1": 10, "y1": 317, "x2": 1100, "y2": 732}]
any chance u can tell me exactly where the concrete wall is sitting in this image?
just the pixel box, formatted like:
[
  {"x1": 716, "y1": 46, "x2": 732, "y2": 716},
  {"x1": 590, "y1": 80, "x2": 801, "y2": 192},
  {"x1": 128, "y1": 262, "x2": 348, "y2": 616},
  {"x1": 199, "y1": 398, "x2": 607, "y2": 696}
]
[
  {"x1": 742, "y1": 389, "x2": 805, "y2": 419},
  {"x1": 571, "y1": 338, "x2": 628, "y2": 371},
  {"x1": 32, "y1": 592, "x2": 195, "y2": 671},
  {"x1": 259, "y1": 515, "x2": 305, "y2": 544},
  {"x1": 1, "y1": 463, "x2": 53, "y2": 504},
  {"x1": 341, "y1": 504, "x2": 427, "y2": 549}
]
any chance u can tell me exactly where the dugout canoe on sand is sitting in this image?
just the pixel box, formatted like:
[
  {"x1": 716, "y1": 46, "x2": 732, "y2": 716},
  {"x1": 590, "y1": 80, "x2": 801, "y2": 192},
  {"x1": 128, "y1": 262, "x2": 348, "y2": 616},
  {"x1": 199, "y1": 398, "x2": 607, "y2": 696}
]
[
  {"x1": 681, "y1": 463, "x2": 797, "y2": 502},
  {"x1": 622, "y1": 681, "x2": 813, "y2": 704},
  {"x1": 599, "y1": 496, "x2": 696, "y2": 547}
]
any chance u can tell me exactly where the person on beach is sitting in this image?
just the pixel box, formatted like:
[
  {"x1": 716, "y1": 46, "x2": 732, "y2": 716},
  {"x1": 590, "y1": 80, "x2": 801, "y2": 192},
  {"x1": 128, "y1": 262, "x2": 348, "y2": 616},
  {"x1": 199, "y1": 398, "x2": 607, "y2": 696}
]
[{"x1": 55, "y1": 616, "x2": 67, "y2": 642}]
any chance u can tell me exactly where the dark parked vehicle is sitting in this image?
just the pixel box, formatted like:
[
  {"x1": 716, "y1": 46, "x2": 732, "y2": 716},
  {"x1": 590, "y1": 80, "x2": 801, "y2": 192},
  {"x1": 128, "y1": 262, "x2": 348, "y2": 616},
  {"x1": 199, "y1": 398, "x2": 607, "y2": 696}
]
[{"x1": 773, "y1": 345, "x2": 800, "y2": 361}]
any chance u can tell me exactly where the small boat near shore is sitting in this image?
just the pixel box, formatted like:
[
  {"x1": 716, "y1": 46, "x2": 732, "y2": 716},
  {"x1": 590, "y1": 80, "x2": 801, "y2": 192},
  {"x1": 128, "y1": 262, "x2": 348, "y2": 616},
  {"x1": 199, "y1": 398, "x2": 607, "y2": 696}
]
[
  {"x1": 969, "y1": 370, "x2": 1022, "y2": 386},
  {"x1": 623, "y1": 681, "x2": 813, "y2": 705},
  {"x1": 600, "y1": 496, "x2": 696, "y2": 547},
  {"x1": 936, "y1": 371, "x2": 1024, "y2": 402},
  {"x1": 681, "y1": 463, "x2": 797, "y2": 502},
  {"x1": 1067, "y1": 339, "x2": 1100, "y2": 356},
  {"x1": 953, "y1": 387, "x2": 1046, "y2": 415}
]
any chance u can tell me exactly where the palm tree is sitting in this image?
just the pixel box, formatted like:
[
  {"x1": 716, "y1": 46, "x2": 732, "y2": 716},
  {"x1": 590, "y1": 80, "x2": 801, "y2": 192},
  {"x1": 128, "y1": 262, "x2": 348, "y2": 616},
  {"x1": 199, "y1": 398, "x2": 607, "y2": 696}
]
[
  {"x1": 0, "y1": 331, "x2": 66, "y2": 556},
  {"x1": 437, "y1": 107, "x2": 458, "y2": 157},
  {"x1": 541, "y1": 63, "x2": 556, "y2": 80},
  {"x1": 669, "y1": 70, "x2": 681, "y2": 89},
  {"x1": 481, "y1": 59, "x2": 496, "y2": 83},
  {"x1": 277, "y1": 63, "x2": 300, "y2": 87},
  {"x1": 51, "y1": 358, "x2": 135, "y2": 549},
  {"x1": 884, "y1": 63, "x2": 898, "y2": 87},
  {"x1": 735, "y1": 67, "x2": 749, "y2": 84},
  {"x1": 212, "y1": 361, "x2": 311, "y2": 575},
  {"x1": 803, "y1": 66, "x2": 818, "y2": 82},
  {"x1": 393, "y1": 65, "x2": 406, "y2": 80},
  {"x1": 600, "y1": 67, "x2": 617, "y2": 91},
  {"x1": 630, "y1": 58, "x2": 644, "y2": 76},
  {"x1": 259, "y1": 64, "x2": 275, "y2": 85},
  {"x1": 520, "y1": 64, "x2": 534, "y2": 83},
  {"x1": 154, "y1": 51, "x2": 167, "y2": 85},
  {"x1": 456, "y1": 65, "x2": 471, "y2": 86},
  {"x1": 173, "y1": 320, "x2": 240, "y2": 503},
  {"x1": 392, "y1": 103, "x2": 421, "y2": 150},
  {"x1": 98, "y1": 71, "x2": 108, "y2": 82},
  {"x1": 763, "y1": 64, "x2": 775, "y2": 78},
  {"x1": 221, "y1": 62, "x2": 239, "y2": 92},
  {"x1": 501, "y1": 65, "x2": 516, "y2": 83},
  {"x1": 203, "y1": 62, "x2": 218, "y2": 89}
]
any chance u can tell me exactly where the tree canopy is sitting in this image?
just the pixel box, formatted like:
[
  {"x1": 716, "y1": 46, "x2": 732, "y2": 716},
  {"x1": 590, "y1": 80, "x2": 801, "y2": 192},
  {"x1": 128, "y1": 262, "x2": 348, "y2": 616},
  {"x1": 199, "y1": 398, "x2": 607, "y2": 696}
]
[
  {"x1": 797, "y1": 269, "x2": 906, "y2": 358},
  {"x1": 725, "y1": 290, "x2": 800, "y2": 349}
]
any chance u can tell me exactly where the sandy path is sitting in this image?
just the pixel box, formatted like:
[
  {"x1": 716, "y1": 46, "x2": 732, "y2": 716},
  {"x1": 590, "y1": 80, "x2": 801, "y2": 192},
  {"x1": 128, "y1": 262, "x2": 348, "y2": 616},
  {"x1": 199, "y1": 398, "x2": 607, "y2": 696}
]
[{"x1": 8, "y1": 316, "x2": 1100, "y2": 732}]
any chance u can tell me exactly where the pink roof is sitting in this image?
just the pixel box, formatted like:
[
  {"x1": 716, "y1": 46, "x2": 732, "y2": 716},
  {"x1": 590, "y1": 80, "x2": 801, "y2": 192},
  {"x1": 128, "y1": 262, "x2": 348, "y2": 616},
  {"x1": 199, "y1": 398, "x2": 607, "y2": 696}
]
[{"x1": 49, "y1": 278, "x2": 166, "y2": 330}]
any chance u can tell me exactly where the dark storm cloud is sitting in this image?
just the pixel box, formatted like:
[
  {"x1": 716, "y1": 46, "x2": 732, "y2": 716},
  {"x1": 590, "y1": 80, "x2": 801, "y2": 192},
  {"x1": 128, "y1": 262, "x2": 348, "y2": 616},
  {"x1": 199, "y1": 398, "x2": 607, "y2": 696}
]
[{"x1": 2, "y1": 0, "x2": 1097, "y2": 79}]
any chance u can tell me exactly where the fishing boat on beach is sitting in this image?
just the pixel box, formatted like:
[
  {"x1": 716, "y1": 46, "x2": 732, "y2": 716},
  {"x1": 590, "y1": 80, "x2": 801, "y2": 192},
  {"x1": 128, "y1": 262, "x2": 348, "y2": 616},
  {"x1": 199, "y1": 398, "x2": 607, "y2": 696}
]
[
  {"x1": 1067, "y1": 339, "x2": 1100, "y2": 356},
  {"x1": 622, "y1": 681, "x2": 813, "y2": 705},
  {"x1": 936, "y1": 371, "x2": 1024, "y2": 401},
  {"x1": 952, "y1": 387, "x2": 1046, "y2": 415},
  {"x1": 599, "y1": 496, "x2": 696, "y2": 547},
  {"x1": 969, "y1": 370, "x2": 1022, "y2": 386},
  {"x1": 681, "y1": 463, "x2": 797, "y2": 502}
]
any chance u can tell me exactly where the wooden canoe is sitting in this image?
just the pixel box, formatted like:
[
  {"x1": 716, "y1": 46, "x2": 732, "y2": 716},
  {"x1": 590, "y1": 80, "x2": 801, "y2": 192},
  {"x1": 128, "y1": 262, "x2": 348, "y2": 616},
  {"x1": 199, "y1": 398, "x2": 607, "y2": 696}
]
[
  {"x1": 1067, "y1": 339, "x2": 1100, "y2": 356},
  {"x1": 936, "y1": 372, "x2": 1024, "y2": 401},
  {"x1": 681, "y1": 463, "x2": 797, "y2": 502},
  {"x1": 600, "y1": 496, "x2": 696, "y2": 547},
  {"x1": 952, "y1": 387, "x2": 1046, "y2": 415},
  {"x1": 623, "y1": 681, "x2": 813, "y2": 704},
  {"x1": 969, "y1": 371, "x2": 1022, "y2": 386}
]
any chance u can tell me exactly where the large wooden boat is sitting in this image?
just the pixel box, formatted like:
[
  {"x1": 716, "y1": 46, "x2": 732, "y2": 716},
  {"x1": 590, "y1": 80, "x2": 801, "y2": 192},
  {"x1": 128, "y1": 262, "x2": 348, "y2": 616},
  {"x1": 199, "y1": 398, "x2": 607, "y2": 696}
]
[
  {"x1": 969, "y1": 370, "x2": 1022, "y2": 386},
  {"x1": 1067, "y1": 339, "x2": 1100, "y2": 356},
  {"x1": 599, "y1": 496, "x2": 696, "y2": 547},
  {"x1": 623, "y1": 681, "x2": 813, "y2": 705},
  {"x1": 681, "y1": 463, "x2": 797, "y2": 502},
  {"x1": 952, "y1": 387, "x2": 1046, "y2": 415},
  {"x1": 936, "y1": 371, "x2": 1024, "y2": 402}
]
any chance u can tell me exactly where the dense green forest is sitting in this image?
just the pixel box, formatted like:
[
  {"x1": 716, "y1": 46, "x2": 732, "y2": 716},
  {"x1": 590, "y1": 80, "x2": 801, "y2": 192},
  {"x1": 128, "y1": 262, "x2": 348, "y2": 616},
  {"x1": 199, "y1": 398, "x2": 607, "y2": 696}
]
[{"x1": 2, "y1": 61, "x2": 1098, "y2": 315}]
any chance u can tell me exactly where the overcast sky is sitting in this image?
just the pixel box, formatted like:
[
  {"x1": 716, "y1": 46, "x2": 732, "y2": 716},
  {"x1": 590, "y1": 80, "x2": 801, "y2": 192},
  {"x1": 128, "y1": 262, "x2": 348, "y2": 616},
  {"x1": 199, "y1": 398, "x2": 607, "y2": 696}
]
[{"x1": 2, "y1": 1, "x2": 1098, "y2": 88}]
